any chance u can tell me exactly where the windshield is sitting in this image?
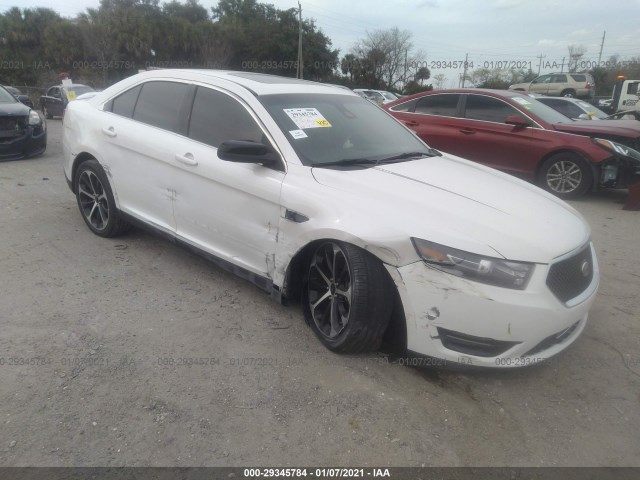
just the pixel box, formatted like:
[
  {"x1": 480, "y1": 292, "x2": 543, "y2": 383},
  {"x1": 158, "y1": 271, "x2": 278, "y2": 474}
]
[
  {"x1": 575, "y1": 100, "x2": 608, "y2": 119},
  {"x1": 0, "y1": 86, "x2": 18, "y2": 104},
  {"x1": 259, "y1": 93, "x2": 431, "y2": 166},
  {"x1": 382, "y1": 91, "x2": 398, "y2": 100},
  {"x1": 510, "y1": 93, "x2": 574, "y2": 124}
]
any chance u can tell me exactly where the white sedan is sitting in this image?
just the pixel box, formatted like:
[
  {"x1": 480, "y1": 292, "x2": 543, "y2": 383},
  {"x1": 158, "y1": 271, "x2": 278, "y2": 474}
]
[{"x1": 62, "y1": 69, "x2": 599, "y2": 368}]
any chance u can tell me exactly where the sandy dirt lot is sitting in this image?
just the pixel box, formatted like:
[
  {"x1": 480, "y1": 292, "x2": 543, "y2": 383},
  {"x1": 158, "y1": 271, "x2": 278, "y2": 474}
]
[{"x1": 1, "y1": 120, "x2": 639, "y2": 467}]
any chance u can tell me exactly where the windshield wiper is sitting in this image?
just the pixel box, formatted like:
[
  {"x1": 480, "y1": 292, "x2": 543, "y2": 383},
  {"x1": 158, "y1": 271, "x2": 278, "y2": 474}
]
[
  {"x1": 377, "y1": 150, "x2": 441, "y2": 162},
  {"x1": 312, "y1": 150, "x2": 439, "y2": 168},
  {"x1": 311, "y1": 158, "x2": 380, "y2": 168}
]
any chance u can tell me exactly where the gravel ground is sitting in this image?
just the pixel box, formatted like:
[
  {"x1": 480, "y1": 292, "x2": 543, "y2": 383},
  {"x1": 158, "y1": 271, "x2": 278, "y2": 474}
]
[{"x1": 1, "y1": 120, "x2": 639, "y2": 467}]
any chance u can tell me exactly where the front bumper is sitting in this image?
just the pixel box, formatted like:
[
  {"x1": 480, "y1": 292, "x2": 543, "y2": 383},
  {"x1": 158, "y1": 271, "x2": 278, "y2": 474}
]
[
  {"x1": 0, "y1": 123, "x2": 47, "y2": 161},
  {"x1": 388, "y1": 243, "x2": 599, "y2": 368}
]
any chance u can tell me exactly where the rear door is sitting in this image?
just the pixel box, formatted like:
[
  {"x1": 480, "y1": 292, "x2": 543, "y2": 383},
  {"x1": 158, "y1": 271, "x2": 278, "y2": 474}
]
[
  {"x1": 548, "y1": 74, "x2": 568, "y2": 96},
  {"x1": 389, "y1": 93, "x2": 463, "y2": 153},
  {"x1": 99, "y1": 80, "x2": 194, "y2": 233}
]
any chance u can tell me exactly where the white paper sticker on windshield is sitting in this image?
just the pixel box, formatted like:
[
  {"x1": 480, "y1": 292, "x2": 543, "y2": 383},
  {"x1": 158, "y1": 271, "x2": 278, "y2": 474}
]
[
  {"x1": 284, "y1": 108, "x2": 332, "y2": 129},
  {"x1": 289, "y1": 129, "x2": 308, "y2": 139}
]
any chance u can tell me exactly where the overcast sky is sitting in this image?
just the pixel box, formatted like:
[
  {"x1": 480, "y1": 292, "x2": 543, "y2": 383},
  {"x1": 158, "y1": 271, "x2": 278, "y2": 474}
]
[{"x1": 4, "y1": 0, "x2": 640, "y2": 87}]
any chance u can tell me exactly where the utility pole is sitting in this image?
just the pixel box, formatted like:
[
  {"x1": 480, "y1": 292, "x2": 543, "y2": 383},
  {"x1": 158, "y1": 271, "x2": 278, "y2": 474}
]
[
  {"x1": 597, "y1": 30, "x2": 606, "y2": 65},
  {"x1": 536, "y1": 54, "x2": 546, "y2": 75},
  {"x1": 297, "y1": 2, "x2": 303, "y2": 79},
  {"x1": 560, "y1": 57, "x2": 565, "y2": 73},
  {"x1": 461, "y1": 53, "x2": 468, "y2": 88}
]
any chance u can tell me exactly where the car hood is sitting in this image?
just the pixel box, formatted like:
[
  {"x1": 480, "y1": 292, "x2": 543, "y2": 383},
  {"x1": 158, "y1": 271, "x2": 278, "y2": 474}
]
[
  {"x1": 310, "y1": 155, "x2": 590, "y2": 264},
  {"x1": 0, "y1": 102, "x2": 30, "y2": 116},
  {"x1": 553, "y1": 119, "x2": 640, "y2": 138}
]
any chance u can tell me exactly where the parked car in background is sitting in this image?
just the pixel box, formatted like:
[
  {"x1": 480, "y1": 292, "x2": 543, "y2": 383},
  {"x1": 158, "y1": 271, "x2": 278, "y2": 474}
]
[
  {"x1": 534, "y1": 95, "x2": 640, "y2": 125},
  {"x1": 0, "y1": 85, "x2": 47, "y2": 161},
  {"x1": 385, "y1": 89, "x2": 640, "y2": 198},
  {"x1": 534, "y1": 96, "x2": 610, "y2": 120},
  {"x1": 39, "y1": 83, "x2": 95, "y2": 119},
  {"x1": 63, "y1": 69, "x2": 599, "y2": 368},
  {"x1": 1, "y1": 85, "x2": 34, "y2": 108},
  {"x1": 509, "y1": 73, "x2": 595, "y2": 99},
  {"x1": 353, "y1": 89, "x2": 399, "y2": 105}
]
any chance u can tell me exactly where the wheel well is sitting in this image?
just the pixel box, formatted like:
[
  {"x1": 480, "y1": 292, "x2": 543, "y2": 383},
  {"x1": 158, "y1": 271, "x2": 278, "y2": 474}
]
[
  {"x1": 535, "y1": 149, "x2": 596, "y2": 182},
  {"x1": 561, "y1": 89, "x2": 576, "y2": 95},
  {"x1": 70, "y1": 153, "x2": 97, "y2": 193},
  {"x1": 281, "y1": 239, "x2": 407, "y2": 354}
]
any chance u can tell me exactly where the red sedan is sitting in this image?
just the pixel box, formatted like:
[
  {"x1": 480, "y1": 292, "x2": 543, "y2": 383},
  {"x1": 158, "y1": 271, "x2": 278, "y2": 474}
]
[{"x1": 385, "y1": 89, "x2": 640, "y2": 199}]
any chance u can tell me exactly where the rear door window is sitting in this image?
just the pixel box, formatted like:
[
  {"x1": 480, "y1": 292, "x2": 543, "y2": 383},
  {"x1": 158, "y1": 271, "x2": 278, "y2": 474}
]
[
  {"x1": 132, "y1": 81, "x2": 192, "y2": 134},
  {"x1": 464, "y1": 95, "x2": 520, "y2": 123},
  {"x1": 414, "y1": 94, "x2": 460, "y2": 116}
]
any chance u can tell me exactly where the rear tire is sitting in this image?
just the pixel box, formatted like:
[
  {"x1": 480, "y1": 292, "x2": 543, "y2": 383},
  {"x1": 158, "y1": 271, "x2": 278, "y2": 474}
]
[
  {"x1": 74, "y1": 159, "x2": 130, "y2": 237},
  {"x1": 538, "y1": 153, "x2": 592, "y2": 199},
  {"x1": 303, "y1": 241, "x2": 393, "y2": 353}
]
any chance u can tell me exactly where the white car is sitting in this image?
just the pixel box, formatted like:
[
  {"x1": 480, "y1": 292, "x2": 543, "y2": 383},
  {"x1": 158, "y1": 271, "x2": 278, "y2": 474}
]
[
  {"x1": 63, "y1": 70, "x2": 599, "y2": 368},
  {"x1": 353, "y1": 89, "x2": 399, "y2": 105}
]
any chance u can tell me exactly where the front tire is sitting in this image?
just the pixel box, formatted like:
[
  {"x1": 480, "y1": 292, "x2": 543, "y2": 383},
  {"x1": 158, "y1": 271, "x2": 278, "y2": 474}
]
[
  {"x1": 538, "y1": 153, "x2": 593, "y2": 199},
  {"x1": 561, "y1": 89, "x2": 576, "y2": 98},
  {"x1": 74, "y1": 159, "x2": 130, "y2": 237},
  {"x1": 303, "y1": 241, "x2": 393, "y2": 353}
]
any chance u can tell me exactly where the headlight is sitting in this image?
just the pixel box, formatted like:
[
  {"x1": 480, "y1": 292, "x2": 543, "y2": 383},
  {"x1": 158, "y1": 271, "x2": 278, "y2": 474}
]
[
  {"x1": 411, "y1": 238, "x2": 534, "y2": 290},
  {"x1": 28, "y1": 110, "x2": 42, "y2": 125},
  {"x1": 593, "y1": 138, "x2": 640, "y2": 161}
]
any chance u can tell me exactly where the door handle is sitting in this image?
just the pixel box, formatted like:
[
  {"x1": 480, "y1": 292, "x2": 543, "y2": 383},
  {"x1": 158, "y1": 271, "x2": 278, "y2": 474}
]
[
  {"x1": 460, "y1": 128, "x2": 475, "y2": 135},
  {"x1": 175, "y1": 153, "x2": 198, "y2": 166},
  {"x1": 101, "y1": 126, "x2": 117, "y2": 137},
  {"x1": 403, "y1": 120, "x2": 419, "y2": 127}
]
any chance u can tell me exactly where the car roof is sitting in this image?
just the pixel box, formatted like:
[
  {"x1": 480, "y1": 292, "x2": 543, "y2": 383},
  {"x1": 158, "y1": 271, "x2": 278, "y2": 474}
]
[
  {"x1": 385, "y1": 88, "x2": 529, "y2": 106},
  {"x1": 120, "y1": 69, "x2": 355, "y2": 97}
]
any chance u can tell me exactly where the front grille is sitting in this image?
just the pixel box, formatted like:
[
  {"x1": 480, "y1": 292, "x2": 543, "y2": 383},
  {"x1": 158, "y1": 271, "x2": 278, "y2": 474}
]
[
  {"x1": 523, "y1": 321, "x2": 580, "y2": 357},
  {"x1": 0, "y1": 117, "x2": 25, "y2": 131},
  {"x1": 0, "y1": 116, "x2": 27, "y2": 142},
  {"x1": 546, "y1": 244, "x2": 593, "y2": 303},
  {"x1": 437, "y1": 327, "x2": 520, "y2": 357}
]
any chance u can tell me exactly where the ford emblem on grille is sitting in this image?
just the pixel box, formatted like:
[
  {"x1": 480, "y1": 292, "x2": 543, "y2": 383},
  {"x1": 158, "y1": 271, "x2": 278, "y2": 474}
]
[{"x1": 580, "y1": 260, "x2": 591, "y2": 277}]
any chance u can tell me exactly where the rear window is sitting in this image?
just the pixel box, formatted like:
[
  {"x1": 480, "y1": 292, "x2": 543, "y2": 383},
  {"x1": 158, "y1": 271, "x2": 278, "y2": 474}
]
[
  {"x1": 389, "y1": 98, "x2": 418, "y2": 112},
  {"x1": 570, "y1": 74, "x2": 586, "y2": 82}
]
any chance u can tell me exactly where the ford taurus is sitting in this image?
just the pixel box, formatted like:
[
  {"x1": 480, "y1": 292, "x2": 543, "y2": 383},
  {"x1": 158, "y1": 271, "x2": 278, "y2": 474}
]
[{"x1": 62, "y1": 70, "x2": 599, "y2": 368}]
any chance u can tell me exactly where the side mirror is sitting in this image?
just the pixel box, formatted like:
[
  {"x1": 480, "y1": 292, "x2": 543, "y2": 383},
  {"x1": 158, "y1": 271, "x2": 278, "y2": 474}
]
[
  {"x1": 218, "y1": 140, "x2": 281, "y2": 168},
  {"x1": 577, "y1": 113, "x2": 591, "y2": 120},
  {"x1": 505, "y1": 115, "x2": 530, "y2": 127}
]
